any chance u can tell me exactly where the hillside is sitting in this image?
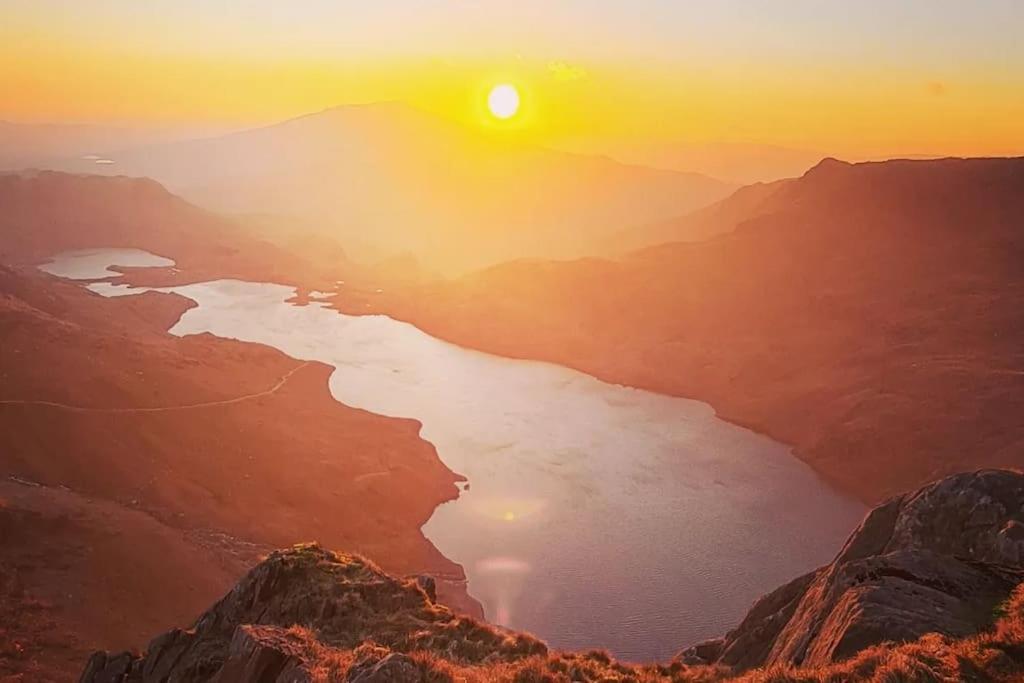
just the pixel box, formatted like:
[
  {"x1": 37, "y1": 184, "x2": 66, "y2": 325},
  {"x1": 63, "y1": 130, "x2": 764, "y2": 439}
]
[
  {"x1": 335, "y1": 157, "x2": 1024, "y2": 503},
  {"x1": 603, "y1": 179, "x2": 790, "y2": 253},
  {"x1": 605, "y1": 141, "x2": 823, "y2": 185},
  {"x1": 49, "y1": 103, "x2": 735, "y2": 273},
  {"x1": 79, "y1": 470, "x2": 1024, "y2": 682},
  {"x1": 0, "y1": 170, "x2": 361, "y2": 289},
  {"x1": 0, "y1": 264, "x2": 477, "y2": 680}
]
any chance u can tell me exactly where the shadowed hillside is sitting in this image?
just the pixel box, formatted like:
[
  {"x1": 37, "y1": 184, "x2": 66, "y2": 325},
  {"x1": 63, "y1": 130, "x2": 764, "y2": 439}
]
[
  {"x1": 50, "y1": 103, "x2": 736, "y2": 273},
  {"x1": 336, "y1": 156, "x2": 1024, "y2": 503}
]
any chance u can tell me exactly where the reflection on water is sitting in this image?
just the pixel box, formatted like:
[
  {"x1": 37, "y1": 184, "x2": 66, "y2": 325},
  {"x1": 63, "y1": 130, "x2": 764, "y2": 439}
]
[{"x1": 45, "y1": 249, "x2": 866, "y2": 662}]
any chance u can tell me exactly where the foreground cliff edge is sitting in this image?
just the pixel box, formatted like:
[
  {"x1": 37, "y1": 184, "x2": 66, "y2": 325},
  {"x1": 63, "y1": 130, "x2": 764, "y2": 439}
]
[{"x1": 81, "y1": 470, "x2": 1024, "y2": 682}]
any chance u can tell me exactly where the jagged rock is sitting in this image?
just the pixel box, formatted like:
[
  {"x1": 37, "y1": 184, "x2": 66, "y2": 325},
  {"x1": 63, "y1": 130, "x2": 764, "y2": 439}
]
[
  {"x1": 80, "y1": 543, "x2": 545, "y2": 683},
  {"x1": 790, "y1": 549, "x2": 1020, "y2": 665},
  {"x1": 676, "y1": 637, "x2": 724, "y2": 665},
  {"x1": 703, "y1": 569, "x2": 819, "y2": 670},
  {"x1": 347, "y1": 652, "x2": 421, "y2": 683},
  {"x1": 212, "y1": 626, "x2": 312, "y2": 683},
  {"x1": 77, "y1": 650, "x2": 140, "y2": 683},
  {"x1": 694, "y1": 469, "x2": 1024, "y2": 670},
  {"x1": 141, "y1": 629, "x2": 196, "y2": 681}
]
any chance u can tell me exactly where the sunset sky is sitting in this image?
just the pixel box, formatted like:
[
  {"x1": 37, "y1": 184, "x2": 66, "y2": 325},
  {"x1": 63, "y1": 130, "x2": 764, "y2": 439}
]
[{"x1": 3, "y1": 0, "x2": 1023, "y2": 157}]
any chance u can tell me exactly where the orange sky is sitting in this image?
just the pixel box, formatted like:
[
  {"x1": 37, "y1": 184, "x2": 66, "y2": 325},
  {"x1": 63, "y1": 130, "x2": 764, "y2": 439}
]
[{"x1": 3, "y1": 1, "x2": 1023, "y2": 158}]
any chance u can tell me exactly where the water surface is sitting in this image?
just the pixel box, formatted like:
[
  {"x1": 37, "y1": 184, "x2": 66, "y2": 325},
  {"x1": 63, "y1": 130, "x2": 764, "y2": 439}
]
[
  {"x1": 44, "y1": 249, "x2": 865, "y2": 662},
  {"x1": 39, "y1": 248, "x2": 173, "y2": 279}
]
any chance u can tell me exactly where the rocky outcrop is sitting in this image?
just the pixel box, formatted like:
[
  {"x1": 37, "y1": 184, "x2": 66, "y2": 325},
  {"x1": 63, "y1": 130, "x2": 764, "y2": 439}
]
[
  {"x1": 679, "y1": 569, "x2": 819, "y2": 670},
  {"x1": 695, "y1": 469, "x2": 1024, "y2": 670},
  {"x1": 79, "y1": 543, "x2": 545, "y2": 682},
  {"x1": 81, "y1": 471, "x2": 1024, "y2": 682}
]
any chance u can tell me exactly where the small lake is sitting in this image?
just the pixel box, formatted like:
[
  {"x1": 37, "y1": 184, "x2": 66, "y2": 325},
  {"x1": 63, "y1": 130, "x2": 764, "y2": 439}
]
[{"x1": 41, "y1": 248, "x2": 865, "y2": 662}]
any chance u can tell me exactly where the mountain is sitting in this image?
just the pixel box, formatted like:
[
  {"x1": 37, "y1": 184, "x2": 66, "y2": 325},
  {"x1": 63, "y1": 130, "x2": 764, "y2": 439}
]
[
  {"x1": 0, "y1": 170, "x2": 326, "y2": 285},
  {"x1": 605, "y1": 141, "x2": 824, "y2": 184},
  {"x1": 48, "y1": 103, "x2": 736, "y2": 274},
  {"x1": 0, "y1": 170, "x2": 420, "y2": 296},
  {"x1": 334, "y1": 156, "x2": 1024, "y2": 504},
  {"x1": 0, "y1": 122, "x2": 207, "y2": 170},
  {"x1": 603, "y1": 178, "x2": 789, "y2": 253},
  {"x1": 0, "y1": 261, "x2": 475, "y2": 680},
  {"x1": 79, "y1": 470, "x2": 1024, "y2": 682}
]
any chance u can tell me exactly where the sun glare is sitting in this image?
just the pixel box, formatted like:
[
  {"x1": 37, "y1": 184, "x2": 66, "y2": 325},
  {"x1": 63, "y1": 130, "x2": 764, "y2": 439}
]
[{"x1": 487, "y1": 84, "x2": 520, "y2": 119}]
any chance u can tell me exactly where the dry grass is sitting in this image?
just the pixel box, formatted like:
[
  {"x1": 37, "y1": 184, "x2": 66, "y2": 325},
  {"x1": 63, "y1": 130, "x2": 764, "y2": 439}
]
[
  {"x1": 729, "y1": 585, "x2": 1024, "y2": 683},
  {"x1": 276, "y1": 584, "x2": 1024, "y2": 682}
]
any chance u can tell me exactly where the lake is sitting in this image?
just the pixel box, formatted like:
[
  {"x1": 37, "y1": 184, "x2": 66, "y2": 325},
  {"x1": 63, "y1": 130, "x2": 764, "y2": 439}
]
[{"x1": 41, "y1": 248, "x2": 865, "y2": 662}]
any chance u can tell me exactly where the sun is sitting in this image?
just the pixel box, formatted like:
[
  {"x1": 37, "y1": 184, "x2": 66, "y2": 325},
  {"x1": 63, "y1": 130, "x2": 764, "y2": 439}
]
[{"x1": 487, "y1": 84, "x2": 520, "y2": 120}]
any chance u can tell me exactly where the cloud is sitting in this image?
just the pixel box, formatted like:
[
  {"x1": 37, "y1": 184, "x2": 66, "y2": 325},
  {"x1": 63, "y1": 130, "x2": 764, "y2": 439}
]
[
  {"x1": 547, "y1": 60, "x2": 588, "y2": 82},
  {"x1": 926, "y1": 81, "x2": 948, "y2": 97}
]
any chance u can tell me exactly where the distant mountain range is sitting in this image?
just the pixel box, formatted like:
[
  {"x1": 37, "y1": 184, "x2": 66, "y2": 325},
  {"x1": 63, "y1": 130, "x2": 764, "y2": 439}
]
[
  {"x1": 0, "y1": 121, "x2": 215, "y2": 170},
  {"x1": 41, "y1": 103, "x2": 736, "y2": 273},
  {"x1": 603, "y1": 177, "x2": 789, "y2": 253},
  {"x1": 338, "y1": 155, "x2": 1024, "y2": 503},
  {"x1": 604, "y1": 141, "x2": 825, "y2": 185}
]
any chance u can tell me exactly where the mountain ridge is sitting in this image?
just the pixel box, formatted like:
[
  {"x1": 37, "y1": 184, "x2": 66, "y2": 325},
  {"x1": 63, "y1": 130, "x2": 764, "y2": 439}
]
[
  {"x1": 333, "y1": 155, "x2": 1024, "y2": 504},
  {"x1": 79, "y1": 469, "x2": 1024, "y2": 682},
  {"x1": 41, "y1": 103, "x2": 736, "y2": 274}
]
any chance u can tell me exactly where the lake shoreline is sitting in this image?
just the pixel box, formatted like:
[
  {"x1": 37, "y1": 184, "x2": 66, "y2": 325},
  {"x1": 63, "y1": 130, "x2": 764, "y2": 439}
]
[{"x1": 43, "y1": 248, "x2": 865, "y2": 662}]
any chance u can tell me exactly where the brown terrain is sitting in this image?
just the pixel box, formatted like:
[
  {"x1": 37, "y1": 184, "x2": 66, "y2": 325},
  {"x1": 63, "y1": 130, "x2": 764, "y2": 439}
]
[
  {"x1": 0, "y1": 170, "x2": 357, "y2": 289},
  {"x1": 79, "y1": 470, "x2": 1024, "y2": 682},
  {"x1": 4, "y1": 160, "x2": 1024, "y2": 680},
  {"x1": 0, "y1": 179, "x2": 480, "y2": 680},
  {"x1": 335, "y1": 156, "x2": 1024, "y2": 504}
]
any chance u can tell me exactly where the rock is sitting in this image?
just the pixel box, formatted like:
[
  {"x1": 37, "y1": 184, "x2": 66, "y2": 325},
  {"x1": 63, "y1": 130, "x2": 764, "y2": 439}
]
[
  {"x1": 347, "y1": 652, "x2": 421, "y2": 683},
  {"x1": 687, "y1": 469, "x2": 1024, "y2": 671},
  {"x1": 77, "y1": 650, "x2": 140, "y2": 683},
  {"x1": 79, "y1": 471, "x2": 1024, "y2": 681},
  {"x1": 211, "y1": 625, "x2": 311, "y2": 683},
  {"x1": 783, "y1": 549, "x2": 1021, "y2": 665},
  {"x1": 883, "y1": 470, "x2": 1024, "y2": 564},
  {"x1": 712, "y1": 569, "x2": 819, "y2": 670},
  {"x1": 141, "y1": 629, "x2": 196, "y2": 681},
  {"x1": 676, "y1": 637, "x2": 724, "y2": 665},
  {"x1": 79, "y1": 543, "x2": 545, "y2": 682}
]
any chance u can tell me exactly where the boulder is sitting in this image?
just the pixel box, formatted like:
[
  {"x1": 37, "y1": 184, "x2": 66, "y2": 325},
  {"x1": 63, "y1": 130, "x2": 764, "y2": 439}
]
[
  {"x1": 347, "y1": 652, "x2": 421, "y2": 683},
  {"x1": 692, "y1": 469, "x2": 1024, "y2": 670}
]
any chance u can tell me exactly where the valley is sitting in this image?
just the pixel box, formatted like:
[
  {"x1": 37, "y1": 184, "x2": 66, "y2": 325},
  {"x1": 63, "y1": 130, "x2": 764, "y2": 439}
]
[
  {"x1": 38, "y1": 248, "x2": 864, "y2": 661},
  {"x1": 1, "y1": 156, "x2": 1023, "y2": 679},
  {"x1": 333, "y1": 156, "x2": 1024, "y2": 504},
  {"x1": 5, "y1": 4, "x2": 1024, "y2": 681}
]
